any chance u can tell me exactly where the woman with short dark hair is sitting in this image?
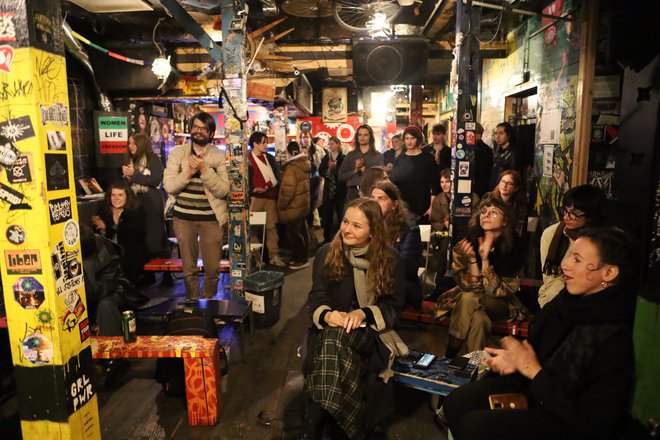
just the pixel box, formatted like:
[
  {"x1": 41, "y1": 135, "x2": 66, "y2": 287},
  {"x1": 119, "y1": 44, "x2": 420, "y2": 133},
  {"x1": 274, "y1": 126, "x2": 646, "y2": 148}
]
[
  {"x1": 444, "y1": 226, "x2": 638, "y2": 440},
  {"x1": 388, "y1": 125, "x2": 440, "y2": 223},
  {"x1": 537, "y1": 184, "x2": 607, "y2": 307}
]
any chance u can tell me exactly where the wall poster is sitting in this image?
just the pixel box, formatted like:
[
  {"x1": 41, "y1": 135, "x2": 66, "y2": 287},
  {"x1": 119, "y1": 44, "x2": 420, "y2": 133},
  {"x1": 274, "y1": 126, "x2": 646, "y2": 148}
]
[{"x1": 322, "y1": 87, "x2": 348, "y2": 123}]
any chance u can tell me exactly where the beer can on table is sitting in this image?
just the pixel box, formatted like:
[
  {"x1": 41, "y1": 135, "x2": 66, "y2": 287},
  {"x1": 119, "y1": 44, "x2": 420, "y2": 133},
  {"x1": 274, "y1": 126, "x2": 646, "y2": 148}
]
[{"x1": 122, "y1": 310, "x2": 137, "y2": 343}]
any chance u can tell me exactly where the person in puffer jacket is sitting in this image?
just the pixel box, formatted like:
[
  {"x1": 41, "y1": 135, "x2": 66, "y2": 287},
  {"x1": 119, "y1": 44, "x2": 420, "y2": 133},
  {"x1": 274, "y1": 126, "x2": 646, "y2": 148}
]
[{"x1": 278, "y1": 141, "x2": 311, "y2": 270}]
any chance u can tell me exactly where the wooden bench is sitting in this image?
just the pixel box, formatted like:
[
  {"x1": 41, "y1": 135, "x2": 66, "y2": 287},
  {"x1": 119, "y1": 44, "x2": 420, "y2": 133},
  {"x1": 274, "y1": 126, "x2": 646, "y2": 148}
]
[
  {"x1": 91, "y1": 335, "x2": 222, "y2": 426},
  {"x1": 401, "y1": 301, "x2": 532, "y2": 338},
  {"x1": 144, "y1": 258, "x2": 230, "y2": 272}
]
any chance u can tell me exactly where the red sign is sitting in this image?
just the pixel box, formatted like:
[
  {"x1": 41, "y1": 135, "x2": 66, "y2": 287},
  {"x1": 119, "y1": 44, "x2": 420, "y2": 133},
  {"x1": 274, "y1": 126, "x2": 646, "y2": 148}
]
[{"x1": 247, "y1": 82, "x2": 275, "y2": 102}]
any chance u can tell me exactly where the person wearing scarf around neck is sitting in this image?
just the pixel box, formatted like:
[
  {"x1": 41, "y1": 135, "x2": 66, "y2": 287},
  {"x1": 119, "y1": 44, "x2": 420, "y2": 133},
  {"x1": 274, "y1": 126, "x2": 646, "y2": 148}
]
[
  {"x1": 444, "y1": 226, "x2": 638, "y2": 440},
  {"x1": 303, "y1": 198, "x2": 407, "y2": 440},
  {"x1": 247, "y1": 131, "x2": 286, "y2": 267},
  {"x1": 538, "y1": 185, "x2": 607, "y2": 308}
]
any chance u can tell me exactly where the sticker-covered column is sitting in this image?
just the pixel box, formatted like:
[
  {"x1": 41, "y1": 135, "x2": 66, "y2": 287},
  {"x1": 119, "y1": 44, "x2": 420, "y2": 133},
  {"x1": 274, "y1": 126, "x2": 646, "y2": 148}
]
[
  {"x1": 222, "y1": 0, "x2": 250, "y2": 298},
  {"x1": 0, "y1": 1, "x2": 100, "y2": 438},
  {"x1": 450, "y1": 1, "x2": 481, "y2": 232}
]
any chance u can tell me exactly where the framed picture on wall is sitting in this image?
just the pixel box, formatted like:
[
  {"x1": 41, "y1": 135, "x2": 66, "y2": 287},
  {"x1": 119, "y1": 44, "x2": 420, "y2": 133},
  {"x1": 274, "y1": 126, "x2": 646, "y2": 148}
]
[{"x1": 322, "y1": 87, "x2": 348, "y2": 123}]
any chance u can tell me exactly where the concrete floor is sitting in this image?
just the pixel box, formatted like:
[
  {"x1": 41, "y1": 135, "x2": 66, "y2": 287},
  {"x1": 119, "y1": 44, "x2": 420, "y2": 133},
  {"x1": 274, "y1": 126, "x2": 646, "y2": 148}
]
[{"x1": 94, "y1": 255, "x2": 452, "y2": 440}]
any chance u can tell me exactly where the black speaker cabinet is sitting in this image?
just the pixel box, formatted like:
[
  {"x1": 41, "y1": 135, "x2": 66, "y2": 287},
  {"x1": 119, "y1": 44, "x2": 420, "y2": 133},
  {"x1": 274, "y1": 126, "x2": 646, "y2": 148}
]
[{"x1": 352, "y1": 37, "x2": 429, "y2": 86}]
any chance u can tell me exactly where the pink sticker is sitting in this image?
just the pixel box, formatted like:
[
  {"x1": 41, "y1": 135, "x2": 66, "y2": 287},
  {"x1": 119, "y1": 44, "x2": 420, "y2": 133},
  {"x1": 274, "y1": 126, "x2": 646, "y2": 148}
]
[{"x1": 0, "y1": 45, "x2": 14, "y2": 73}]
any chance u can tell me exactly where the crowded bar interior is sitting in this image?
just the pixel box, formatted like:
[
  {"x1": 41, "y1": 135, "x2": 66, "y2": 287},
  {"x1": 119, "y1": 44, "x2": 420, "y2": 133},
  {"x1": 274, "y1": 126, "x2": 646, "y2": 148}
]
[{"x1": 0, "y1": 0, "x2": 658, "y2": 439}]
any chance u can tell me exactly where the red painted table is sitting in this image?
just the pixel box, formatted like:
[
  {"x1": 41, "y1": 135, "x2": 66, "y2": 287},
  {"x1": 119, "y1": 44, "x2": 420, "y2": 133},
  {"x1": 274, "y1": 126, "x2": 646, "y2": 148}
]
[{"x1": 91, "y1": 335, "x2": 221, "y2": 426}]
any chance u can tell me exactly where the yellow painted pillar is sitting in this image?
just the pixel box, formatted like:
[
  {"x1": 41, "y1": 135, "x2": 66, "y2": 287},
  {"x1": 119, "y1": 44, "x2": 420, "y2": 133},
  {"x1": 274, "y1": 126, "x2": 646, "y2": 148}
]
[{"x1": 0, "y1": 1, "x2": 101, "y2": 438}]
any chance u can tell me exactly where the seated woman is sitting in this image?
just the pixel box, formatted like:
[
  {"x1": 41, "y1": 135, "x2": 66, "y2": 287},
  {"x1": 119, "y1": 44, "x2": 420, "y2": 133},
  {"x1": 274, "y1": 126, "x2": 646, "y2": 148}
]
[
  {"x1": 445, "y1": 198, "x2": 526, "y2": 358},
  {"x1": 483, "y1": 170, "x2": 527, "y2": 237},
  {"x1": 371, "y1": 181, "x2": 423, "y2": 309},
  {"x1": 538, "y1": 184, "x2": 606, "y2": 308},
  {"x1": 443, "y1": 226, "x2": 637, "y2": 440},
  {"x1": 92, "y1": 180, "x2": 148, "y2": 284},
  {"x1": 430, "y1": 169, "x2": 480, "y2": 292},
  {"x1": 304, "y1": 198, "x2": 407, "y2": 440}
]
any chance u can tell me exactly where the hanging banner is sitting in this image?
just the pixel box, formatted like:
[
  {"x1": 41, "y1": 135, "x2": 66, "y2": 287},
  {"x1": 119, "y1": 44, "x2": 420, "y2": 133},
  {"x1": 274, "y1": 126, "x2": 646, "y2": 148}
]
[{"x1": 93, "y1": 111, "x2": 129, "y2": 167}]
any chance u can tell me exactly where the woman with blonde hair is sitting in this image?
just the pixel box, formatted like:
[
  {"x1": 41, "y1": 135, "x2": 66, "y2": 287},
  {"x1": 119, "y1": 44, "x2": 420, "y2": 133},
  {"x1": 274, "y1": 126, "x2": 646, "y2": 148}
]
[{"x1": 304, "y1": 198, "x2": 407, "y2": 440}]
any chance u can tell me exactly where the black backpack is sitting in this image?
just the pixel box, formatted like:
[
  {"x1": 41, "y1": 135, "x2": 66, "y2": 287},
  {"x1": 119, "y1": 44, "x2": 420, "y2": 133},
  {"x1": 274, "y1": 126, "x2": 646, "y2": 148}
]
[{"x1": 155, "y1": 306, "x2": 228, "y2": 397}]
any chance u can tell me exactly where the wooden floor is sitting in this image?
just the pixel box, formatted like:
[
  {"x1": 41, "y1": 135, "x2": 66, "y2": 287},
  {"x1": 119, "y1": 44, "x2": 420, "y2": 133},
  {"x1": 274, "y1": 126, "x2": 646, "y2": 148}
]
[{"x1": 95, "y1": 257, "x2": 452, "y2": 440}]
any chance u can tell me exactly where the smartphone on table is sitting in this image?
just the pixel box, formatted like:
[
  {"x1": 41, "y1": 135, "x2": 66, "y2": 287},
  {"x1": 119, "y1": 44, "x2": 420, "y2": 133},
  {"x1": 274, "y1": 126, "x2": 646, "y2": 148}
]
[{"x1": 413, "y1": 352, "x2": 436, "y2": 369}]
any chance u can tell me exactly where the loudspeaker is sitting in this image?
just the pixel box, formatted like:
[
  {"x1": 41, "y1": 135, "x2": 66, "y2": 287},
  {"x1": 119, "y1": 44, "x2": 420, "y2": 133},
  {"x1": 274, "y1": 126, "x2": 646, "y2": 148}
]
[{"x1": 352, "y1": 37, "x2": 429, "y2": 86}]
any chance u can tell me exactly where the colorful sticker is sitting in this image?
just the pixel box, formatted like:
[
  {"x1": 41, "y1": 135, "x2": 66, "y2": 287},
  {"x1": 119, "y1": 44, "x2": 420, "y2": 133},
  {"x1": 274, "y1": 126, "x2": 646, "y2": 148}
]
[
  {"x1": 63, "y1": 219, "x2": 79, "y2": 247},
  {"x1": 40, "y1": 103, "x2": 69, "y2": 126},
  {"x1": 458, "y1": 161, "x2": 470, "y2": 178},
  {"x1": 0, "y1": 137, "x2": 19, "y2": 166},
  {"x1": 456, "y1": 149, "x2": 466, "y2": 159},
  {"x1": 79, "y1": 318, "x2": 90, "y2": 342},
  {"x1": 46, "y1": 130, "x2": 66, "y2": 150},
  {"x1": 48, "y1": 196, "x2": 72, "y2": 224},
  {"x1": 13, "y1": 276, "x2": 45, "y2": 309},
  {"x1": 0, "y1": 181, "x2": 28, "y2": 208},
  {"x1": 461, "y1": 195, "x2": 472, "y2": 206},
  {"x1": 466, "y1": 131, "x2": 475, "y2": 145},
  {"x1": 0, "y1": 45, "x2": 14, "y2": 73},
  {"x1": 6, "y1": 154, "x2": 32, "y2": 183},
  {"x1": 4, "y1": 249, "x2": 42, "y2": 275},
  {"x1": 51, "y1": 241, "x2": 83, "y2": 295},
  {"x1": 0, "y1": 12, "x2": 17, "y2": 42},
  {"x1": 22, "y1": 333, "x2": 54, "y2": 365},
  {"x1": 5, "y1": 224, "x2": 25, "y2": 244},
  {"x1": 0, "y1": 116, "x2": 36, "y2": 142},
  {"x1": 465, "y1": 122, "x2": 476, "y2": 130}
]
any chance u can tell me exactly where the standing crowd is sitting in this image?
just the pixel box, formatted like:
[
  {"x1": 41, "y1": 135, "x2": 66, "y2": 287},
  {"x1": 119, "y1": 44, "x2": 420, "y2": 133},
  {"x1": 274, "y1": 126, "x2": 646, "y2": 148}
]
[{"x1": 82, "y1": 112, "x2": 636, "y2": 440}]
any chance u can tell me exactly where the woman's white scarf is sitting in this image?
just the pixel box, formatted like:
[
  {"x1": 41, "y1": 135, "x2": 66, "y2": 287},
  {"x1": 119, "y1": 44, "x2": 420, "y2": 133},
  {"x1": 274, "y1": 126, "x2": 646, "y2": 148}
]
[
  {"x1": 346, "y1": 245, "x2": 409, "y2": 382},
  {"x1": 130, "y1": 155, "x2": 150, "y2": 194},
  {"x1": 251, "y1": 151, "x2": 278, "y2": 187}
]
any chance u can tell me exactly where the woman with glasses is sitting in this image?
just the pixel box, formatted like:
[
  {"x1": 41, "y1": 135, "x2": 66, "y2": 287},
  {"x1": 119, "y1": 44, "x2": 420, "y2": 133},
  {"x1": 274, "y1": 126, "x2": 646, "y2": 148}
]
[
  {"x1": 444, "y1": 198, "x2": 526, "y2": 357},
  {"x1": 538, "y1": 185, "x2": 607, "y2": 308},
  {"x1": 444, "y1": 226, "x2": 637, "y2": 440},
  {"x1": 483, "y1": 170, "x2": 527, "y2": 237}
]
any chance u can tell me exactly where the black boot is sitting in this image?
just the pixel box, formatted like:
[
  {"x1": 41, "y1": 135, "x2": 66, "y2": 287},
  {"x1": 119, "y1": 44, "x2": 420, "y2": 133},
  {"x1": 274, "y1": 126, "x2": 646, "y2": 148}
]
[{"x1": 444, "y1": 335, "x2": 464, "y2": 359}]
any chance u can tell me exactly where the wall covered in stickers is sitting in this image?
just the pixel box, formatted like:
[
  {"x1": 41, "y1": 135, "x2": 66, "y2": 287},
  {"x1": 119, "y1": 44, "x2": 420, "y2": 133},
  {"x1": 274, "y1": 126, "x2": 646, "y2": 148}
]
[{"x1": 480, "y1": 0, "x2": 580, "y2": 231}]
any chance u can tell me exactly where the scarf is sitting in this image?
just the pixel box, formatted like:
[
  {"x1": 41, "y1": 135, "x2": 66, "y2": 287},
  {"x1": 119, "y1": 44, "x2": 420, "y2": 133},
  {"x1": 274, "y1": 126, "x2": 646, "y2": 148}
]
[
  {"x1": 130, "y1": 155, "x2": 149, "y2": 194},
  {"x1": 251, "y1": 151, "x2": 278, "y2": 186},
  {"x1": 345, "y1": 246, "x2": 408, "y2": 382},
  {"x1": 542, "y1": 222, "x2": 580, "y2": 276},
  {"x1": 529, "y1": 284, "x2": 635, "y2": 362}
]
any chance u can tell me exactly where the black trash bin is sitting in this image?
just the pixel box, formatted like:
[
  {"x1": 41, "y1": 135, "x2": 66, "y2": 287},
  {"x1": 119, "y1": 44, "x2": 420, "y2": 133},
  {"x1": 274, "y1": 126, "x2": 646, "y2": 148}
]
[{"x1": 244, "y1": 270, "x2": 285, "y2": 328}]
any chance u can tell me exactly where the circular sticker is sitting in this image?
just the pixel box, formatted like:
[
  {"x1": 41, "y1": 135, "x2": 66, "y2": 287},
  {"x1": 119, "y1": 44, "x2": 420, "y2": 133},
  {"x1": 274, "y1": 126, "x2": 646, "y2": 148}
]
[
  {"x1": 22, "y1": 333, "x2": 54, "y2": 365},
  {"x1": 457, "y1": 143, "x2": 463, "y2": 149},
  {"x1": 461, "y1": 195, "x2": 472, "y2": 206},
  {"x1": 299, "y1": 121, "x2": 312, "y2": 132},
  {"x1": 336, "y1": 123, "x2": 355, "y2": 143},
  {"x1": 456, "y1": 149, "x2": 466, "y2": 159},
  {"x1": 63, "y1": 220, "x2": 79, "y2": 248},
  {"x1": 6, "y1": 224, "x2": 26, "y2": 245}
]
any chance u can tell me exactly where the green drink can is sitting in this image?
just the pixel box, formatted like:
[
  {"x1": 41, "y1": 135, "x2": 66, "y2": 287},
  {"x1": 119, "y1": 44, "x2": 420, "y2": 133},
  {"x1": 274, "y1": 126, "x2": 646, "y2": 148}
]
[{"x1": 122, "y1": 310, "x2": 137, "y2": 343}]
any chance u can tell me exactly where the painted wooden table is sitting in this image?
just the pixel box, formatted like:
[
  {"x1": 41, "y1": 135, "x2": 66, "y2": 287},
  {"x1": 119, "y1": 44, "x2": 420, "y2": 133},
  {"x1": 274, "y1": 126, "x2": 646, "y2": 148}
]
[
  {"x1": 393, "y1": 351, "x2": 477, "y2": 396},
  {"x1": 91, "y1": 335, "x2": 221, "y2": 426}
]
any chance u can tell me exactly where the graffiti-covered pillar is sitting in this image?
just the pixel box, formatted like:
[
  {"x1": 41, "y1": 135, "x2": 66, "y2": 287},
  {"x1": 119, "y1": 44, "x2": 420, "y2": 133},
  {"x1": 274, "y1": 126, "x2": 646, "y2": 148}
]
[
  {"x1": 0, "y1": 1, "x2": 100, "y2": 438},
  {"x1": 222, "y1": 0, "x2": 251, "y2": 298},
  {"x1": 450, "y1": 1, "x2": 481, "y2": 235}
]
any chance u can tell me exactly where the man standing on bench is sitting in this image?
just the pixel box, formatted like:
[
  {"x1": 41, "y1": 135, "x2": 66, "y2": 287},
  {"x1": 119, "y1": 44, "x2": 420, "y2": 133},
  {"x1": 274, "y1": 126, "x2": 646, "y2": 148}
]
[{"x1": 164, "y1": 112, "x2": 229, "y2": 299}]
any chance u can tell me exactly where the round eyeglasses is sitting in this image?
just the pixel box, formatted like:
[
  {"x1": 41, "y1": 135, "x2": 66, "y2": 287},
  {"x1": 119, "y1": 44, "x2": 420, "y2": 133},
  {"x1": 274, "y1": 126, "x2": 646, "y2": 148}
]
[{"x1": 561, "y1": 207, "x2": 587, "y2": 220}]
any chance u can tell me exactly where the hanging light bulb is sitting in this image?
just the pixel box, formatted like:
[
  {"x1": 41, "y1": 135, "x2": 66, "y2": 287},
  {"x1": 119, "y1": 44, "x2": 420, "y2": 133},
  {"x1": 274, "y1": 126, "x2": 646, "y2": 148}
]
[{"x1": 152, "y1": 55, "x2": 171, "y2": 80}]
